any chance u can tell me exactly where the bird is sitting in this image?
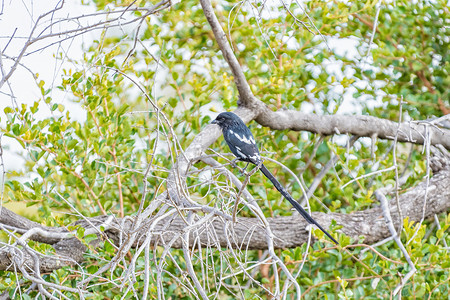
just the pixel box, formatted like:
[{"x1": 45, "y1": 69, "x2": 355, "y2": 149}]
[{"x1": 212, "y1": 111, "x2": 338, "y2": 244}]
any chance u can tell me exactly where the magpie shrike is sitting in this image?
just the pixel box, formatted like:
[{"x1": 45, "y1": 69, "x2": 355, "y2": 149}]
[{"x1": 212, "y1": 112, "x2": 338, "y2": 244}]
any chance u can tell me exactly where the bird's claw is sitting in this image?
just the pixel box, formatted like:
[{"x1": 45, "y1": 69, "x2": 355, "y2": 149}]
[
  {"x1": 230, "y1": 159, "x2": 249, "y2": 176},
  {"x1": 230, "y1": 158, "x2": 239, "y2": 169}
]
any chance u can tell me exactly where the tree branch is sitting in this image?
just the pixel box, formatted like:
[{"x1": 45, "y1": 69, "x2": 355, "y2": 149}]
[
  {"x1": 199, "y1": 0, "x2": 256, "y2": 106},
  {"x1": 1, "y1": 150, "x2": 448, "y2": 273},
  {"x1": 0, "y1": 1, "x2": 171, "y2": 90},
  {"x1": 198, "y1": 0, "x2": 449, "y2": 151},
  {"x1": 254, "y1": 109, "x2": 450, "y2": 150}
]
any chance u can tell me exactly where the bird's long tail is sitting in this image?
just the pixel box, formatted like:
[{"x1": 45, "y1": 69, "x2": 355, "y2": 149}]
[{"x1": 259, "y1": 164, "x2": 338, "y2": 244}]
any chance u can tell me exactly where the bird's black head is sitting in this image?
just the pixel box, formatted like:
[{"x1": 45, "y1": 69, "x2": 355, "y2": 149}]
[{"x1": 212, "y1": 112, "x2": 243, "y2": 129}]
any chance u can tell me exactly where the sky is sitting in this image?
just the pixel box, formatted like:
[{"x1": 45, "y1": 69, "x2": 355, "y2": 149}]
[
  {"x1": 0, "y1": 0, "x2": 97, "y2": 171},
  {"x1": 0, "y1": 0, "x2": 366, "y2": 174},
  {"x1": 0, "y1": 0, "x2": 96, "y2": 107}
]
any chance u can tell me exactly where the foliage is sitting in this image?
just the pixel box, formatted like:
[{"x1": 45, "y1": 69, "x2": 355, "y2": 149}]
[{"x1": 1, "y1": 0, "x2": 448, "y2": 298}]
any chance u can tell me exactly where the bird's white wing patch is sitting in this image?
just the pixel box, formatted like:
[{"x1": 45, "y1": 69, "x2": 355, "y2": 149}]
[
  {"x1": 232, "y1": 132, "x2": 254, "y2": 145},
  {"x1": 249, "y1": 154, "x2": 261, "y2": 162},
  {"x1": 235, "y1": 148, "x2": 246, "y2": 158}
]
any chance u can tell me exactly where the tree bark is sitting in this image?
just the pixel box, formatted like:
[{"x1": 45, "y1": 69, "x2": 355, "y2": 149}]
[{"x1": 1, "y1": 150, "x2": 448, "y2": 273}]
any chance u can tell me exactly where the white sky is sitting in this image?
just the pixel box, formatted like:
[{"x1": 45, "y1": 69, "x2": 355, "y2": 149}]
[
  {"x1": 0, "y1": 0, "x2": 97, "y2": 170},
  {"x1": 0, "y1": 0, "x2": 366, "y2": 173},
  {"x1": 0, "y1": 0, "x2": 99, "y2": 120},
  {"x1": 1, "y1": 1, "x2": 94, "y2": 104}
]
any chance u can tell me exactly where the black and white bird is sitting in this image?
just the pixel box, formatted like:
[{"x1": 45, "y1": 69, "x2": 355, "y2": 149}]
[{"x1": 212, "y1": 111, "x2": 338, "y2": 244}]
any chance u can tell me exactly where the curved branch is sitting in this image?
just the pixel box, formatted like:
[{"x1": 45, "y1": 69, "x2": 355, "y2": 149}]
[
  {"x1": 1, "y1": 153, "x2": 449, "y2": 273},
  {"x1": 197, "y1": 0, "x2": 449, "y2": 151}
]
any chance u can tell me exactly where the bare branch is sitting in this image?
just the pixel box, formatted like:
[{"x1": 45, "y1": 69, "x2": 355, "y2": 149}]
[
  {"x1": 375, "y1": 189, "x2": 416, "y2": 296},
  {"x1": 255, "y1": 109, "x2": 450, "y2": 150},
  {"x1": 0, "y1": 151, "x2": 448, "y2": 274},
  {"x1": 0, "y1": 0, "x2": 171, "y2": 90}
]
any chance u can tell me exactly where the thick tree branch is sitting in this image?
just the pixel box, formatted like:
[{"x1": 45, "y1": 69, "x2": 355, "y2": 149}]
[
  {"x1": 1, "y1": 151, "x2": 449, "y2": 273},
  {"x1": 197, "y1": 0, "x2": 449, "y2": 151},
  {"x1": 199, "y1": 0, "x2": 256, "y2": 106},
  {"x1": 254, "y1": 109, "x2": 450, "y2": 150},
  {"x1": 105, "y1": 154, "x2": 450, "y2": 246},
  {"x1": 0, "y1": 208, "x2": 70, "y2": 244}
]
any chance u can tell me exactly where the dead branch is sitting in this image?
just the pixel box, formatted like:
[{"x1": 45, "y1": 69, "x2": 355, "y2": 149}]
[
  {"x1": 0, "y1": 0, "x2": 171, "y2": 90},
  {"x1": 1, "y1": 149, "x2": 448, "y2": 274}
]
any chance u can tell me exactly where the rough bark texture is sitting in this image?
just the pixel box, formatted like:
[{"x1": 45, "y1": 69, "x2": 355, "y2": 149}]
[
  {"x1": 1, "y1": 151, "x2": 448, "y2": 273},
  {"x1": 198, "y1": 0, "x2": 450, "y2": 150},
  {"x1": 1, "y1": 0, "x2": 449, "y2": 280},
  {"x1": 255, "y1": 110, "x2": 450, "y2": 150}
]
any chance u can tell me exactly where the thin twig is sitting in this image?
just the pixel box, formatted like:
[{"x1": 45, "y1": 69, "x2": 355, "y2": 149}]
[{"x1": 374, "y1": 189, "x2": 416, "y2": 296}]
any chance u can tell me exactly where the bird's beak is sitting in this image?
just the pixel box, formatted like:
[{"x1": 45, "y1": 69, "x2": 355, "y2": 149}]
[{"x1": 211, "y1": 119, "x2": 218, "y2": 125}]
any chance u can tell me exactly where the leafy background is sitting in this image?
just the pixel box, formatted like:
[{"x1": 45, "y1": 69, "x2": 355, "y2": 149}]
[{"x1": 1, "y1": 0, "x2": 449, "y2": 298}]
